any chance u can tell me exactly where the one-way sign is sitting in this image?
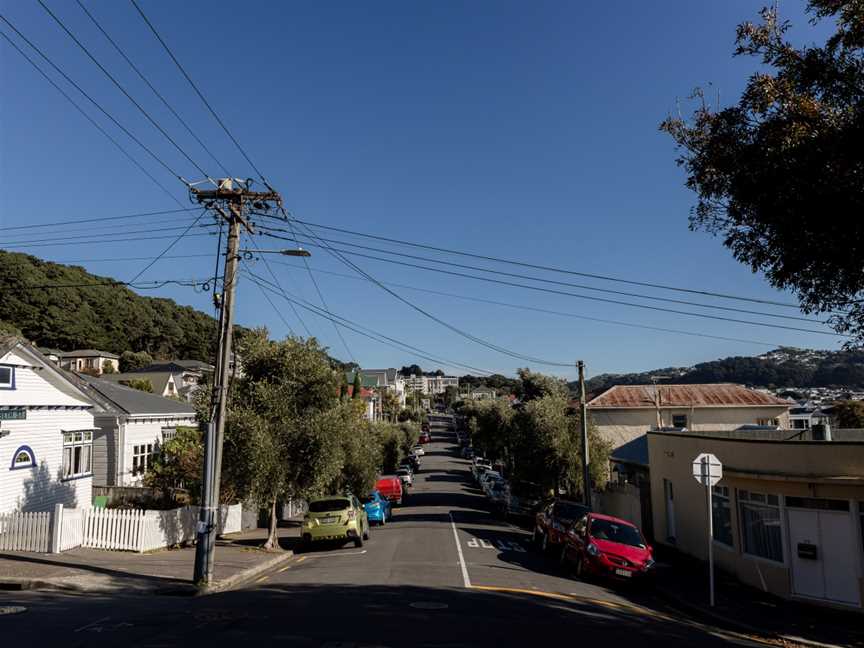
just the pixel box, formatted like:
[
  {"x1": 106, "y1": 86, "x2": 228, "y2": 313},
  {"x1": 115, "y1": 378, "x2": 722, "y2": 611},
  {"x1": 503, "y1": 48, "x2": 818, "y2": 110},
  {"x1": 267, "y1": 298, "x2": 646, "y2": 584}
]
[{"x1": 692, "y1": 453, "x2": 722, "y2": 487}]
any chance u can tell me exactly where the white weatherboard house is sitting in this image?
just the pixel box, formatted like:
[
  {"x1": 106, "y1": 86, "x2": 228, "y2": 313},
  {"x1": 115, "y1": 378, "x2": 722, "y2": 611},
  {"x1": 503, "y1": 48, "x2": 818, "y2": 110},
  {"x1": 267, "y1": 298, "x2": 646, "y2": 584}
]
[
  {"x1": 72, "y1": 375, "x2": 197, "y2": 487},
  {"x1": 0, "y1": 339, "x2": 96, "y2": 514}
]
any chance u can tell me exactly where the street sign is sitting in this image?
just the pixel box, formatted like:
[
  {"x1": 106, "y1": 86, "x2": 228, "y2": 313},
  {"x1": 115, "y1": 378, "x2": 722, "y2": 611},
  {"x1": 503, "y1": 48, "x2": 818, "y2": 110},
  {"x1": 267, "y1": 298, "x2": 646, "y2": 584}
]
[
  {"x1": 0, "y1": 409, "x2": 26, "y2": 421},
  {"x1": 692, "y1": 452, "x2": 722, "y2": 487}
]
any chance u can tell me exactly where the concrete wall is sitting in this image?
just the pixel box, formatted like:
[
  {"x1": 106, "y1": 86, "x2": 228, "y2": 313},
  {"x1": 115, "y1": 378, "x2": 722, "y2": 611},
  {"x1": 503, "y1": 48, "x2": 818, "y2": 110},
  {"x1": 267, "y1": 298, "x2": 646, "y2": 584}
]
[
  {"x1": 593, "y1": 483, "x2": 643, "y2": 529},
  {"x1": 648, "y1": 431, "x2": 864, "y2": 608},
  {"x1": 591, "y1": 405, "x2": 791, "y2": 450}
]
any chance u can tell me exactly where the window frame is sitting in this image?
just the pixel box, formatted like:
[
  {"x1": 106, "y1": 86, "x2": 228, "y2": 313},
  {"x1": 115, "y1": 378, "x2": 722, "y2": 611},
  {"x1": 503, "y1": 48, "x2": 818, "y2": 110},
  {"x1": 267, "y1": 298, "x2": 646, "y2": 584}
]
[
  {"x1": 711, "y1": 485, "x2": 733, "y2": 548},
  {"x1": 131, "y1": 443, "x2": 155, "y2": 477},
  {"x1": 0, "y1": 364, "x2": 15, "y2": 390},
  {"x1": 9, "y1": 445, "x2": 35, "y2": 470},
  {"x1": 61, "y1": 430, "x2": 93, "y2": 480},
  {"x1": 738, "y1": 489, "x2": 785, "y2": 564},
  {"x1": 671, "y1": 414, "x2": 688, "y2": 428}
]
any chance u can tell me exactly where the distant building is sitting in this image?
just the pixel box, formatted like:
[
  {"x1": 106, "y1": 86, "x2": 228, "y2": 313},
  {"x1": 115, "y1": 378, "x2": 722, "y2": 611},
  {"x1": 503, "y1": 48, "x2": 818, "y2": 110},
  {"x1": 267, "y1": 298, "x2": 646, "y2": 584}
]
[
  {"x1": 356, "y1": 369, "x2": 406, "y2": 407},
  {"x1": 403, "y1": 373, "x2": 459, "y2": 396},
  {"x1": 57, "y1": 349, "x2": 120, "y2": 376},
  {"x1": 461, "y1": 386, "x2": 497, "y2": 401},
  {"x1": 588, "y1": 383, "x2": 792, "y2": 452}
]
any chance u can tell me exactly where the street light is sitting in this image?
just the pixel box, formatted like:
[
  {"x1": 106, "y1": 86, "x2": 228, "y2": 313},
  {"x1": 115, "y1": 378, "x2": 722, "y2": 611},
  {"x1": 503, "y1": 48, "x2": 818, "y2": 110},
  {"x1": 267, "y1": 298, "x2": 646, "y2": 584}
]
[{"x1": 240, "y1": 248, "x2": 312, "y2": 257}]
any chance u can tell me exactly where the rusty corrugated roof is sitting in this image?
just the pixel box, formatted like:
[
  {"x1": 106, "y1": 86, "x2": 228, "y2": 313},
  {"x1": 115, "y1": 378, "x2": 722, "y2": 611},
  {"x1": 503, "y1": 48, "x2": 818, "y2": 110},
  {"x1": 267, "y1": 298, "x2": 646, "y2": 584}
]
[{"x1": 587, "y1": 384, "x2": 792, "y2": 409}]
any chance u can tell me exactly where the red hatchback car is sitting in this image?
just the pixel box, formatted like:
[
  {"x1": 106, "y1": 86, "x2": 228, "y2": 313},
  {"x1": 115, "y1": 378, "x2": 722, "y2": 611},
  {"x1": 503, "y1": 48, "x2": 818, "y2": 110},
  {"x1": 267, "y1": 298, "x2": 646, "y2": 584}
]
[
  {"x1": 375, "y1": 476, "x2": 404, "y2": 506},
  {"x1": 561, "y1": 513, "x2": 654, "y2": 583}
]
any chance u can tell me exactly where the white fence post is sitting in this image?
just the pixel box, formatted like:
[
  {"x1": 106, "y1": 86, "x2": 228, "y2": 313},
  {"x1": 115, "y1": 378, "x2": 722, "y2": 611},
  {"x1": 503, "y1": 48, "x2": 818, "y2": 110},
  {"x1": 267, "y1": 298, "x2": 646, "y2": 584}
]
[{"x1": 50, "y1": 503, "x2": 63, "y2": 553}]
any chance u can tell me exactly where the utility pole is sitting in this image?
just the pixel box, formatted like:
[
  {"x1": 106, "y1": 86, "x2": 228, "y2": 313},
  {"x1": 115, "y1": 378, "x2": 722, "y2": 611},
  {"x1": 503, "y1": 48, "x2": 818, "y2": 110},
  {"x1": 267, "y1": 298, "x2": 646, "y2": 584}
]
[
  {"x1": 577, "y1": 360, "x2": 591, "y2": 508},
  {"x1": 191, "y1": 178, "x2": 281, "y2": 587}
]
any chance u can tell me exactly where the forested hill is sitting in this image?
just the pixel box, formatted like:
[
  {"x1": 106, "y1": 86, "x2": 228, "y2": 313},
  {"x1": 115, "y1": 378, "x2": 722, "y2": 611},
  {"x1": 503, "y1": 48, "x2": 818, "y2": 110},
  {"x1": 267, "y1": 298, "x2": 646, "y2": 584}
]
[
  {"x1": 0, "y1": 251, "x2": 220, "y2": 360},
  {"x1": 582, "y1": 347, "x2": 864, "y2": 394}
]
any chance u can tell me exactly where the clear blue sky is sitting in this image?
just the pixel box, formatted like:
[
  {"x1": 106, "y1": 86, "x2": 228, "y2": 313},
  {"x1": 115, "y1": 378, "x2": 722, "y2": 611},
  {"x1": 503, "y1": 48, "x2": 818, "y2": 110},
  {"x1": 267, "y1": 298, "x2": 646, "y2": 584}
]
[{"x1": 0, "y1": 1, "x2": 843, "y2": 380}]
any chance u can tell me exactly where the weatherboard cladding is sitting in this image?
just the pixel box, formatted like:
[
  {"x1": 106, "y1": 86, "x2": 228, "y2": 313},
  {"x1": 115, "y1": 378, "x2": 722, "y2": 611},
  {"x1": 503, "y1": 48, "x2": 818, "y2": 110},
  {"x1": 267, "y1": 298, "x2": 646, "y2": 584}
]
[{"x1": 588, "y1": 383, "x2": 791, "y2": 409}]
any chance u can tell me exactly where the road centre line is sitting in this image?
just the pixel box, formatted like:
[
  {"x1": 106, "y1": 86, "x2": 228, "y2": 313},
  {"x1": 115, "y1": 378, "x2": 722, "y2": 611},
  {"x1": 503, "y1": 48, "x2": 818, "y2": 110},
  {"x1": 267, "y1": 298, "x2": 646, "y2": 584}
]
[{"x1": 449, "y1": 512, "x2": 471, "y2": 588}]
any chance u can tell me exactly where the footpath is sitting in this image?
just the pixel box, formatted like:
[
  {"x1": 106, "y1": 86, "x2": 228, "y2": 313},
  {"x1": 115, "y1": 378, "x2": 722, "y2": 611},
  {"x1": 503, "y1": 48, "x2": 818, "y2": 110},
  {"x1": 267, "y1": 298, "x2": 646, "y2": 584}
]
[
  {"x1": 654, "y1": 551, "x2": 863, "y2": 648},
  {"x1": 0, "y1": 527, "x2": 298, "y2": 596}
]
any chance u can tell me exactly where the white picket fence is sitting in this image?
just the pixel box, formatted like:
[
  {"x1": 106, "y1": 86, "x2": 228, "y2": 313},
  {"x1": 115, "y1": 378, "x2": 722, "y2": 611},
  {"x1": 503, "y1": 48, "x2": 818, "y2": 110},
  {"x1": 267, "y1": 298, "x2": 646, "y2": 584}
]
[
  {"x1": 0, "y1": 503, "x2": 242, "y2": 554},
  {"x1": 0, "y1": 511, "x2": 51, "y2": 552}
]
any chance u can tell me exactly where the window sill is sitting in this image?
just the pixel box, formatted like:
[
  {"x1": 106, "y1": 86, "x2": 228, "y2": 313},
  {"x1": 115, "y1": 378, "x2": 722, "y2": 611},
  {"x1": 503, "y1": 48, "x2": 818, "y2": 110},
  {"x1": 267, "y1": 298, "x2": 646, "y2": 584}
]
[
  {"x1": 60, "y1": 473, "x2": 93, "y2": 482},
  {"x1": 741, "y1": 551, "x2": 785, "y2": 567}
]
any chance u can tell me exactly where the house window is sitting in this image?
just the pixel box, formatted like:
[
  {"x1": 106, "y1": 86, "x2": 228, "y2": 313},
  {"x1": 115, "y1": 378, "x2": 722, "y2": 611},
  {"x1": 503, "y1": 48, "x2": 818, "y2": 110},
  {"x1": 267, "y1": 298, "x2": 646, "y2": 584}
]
[
  {"x1": 757, "y1": 418, "x2": 779, "y2": 426},
  {"x1": 712, "y1": 485, "x2": 733, "y2": 546},
  {"x1": 10, "y1": 445, "x2": 35, "y2": 470},
  {"x1": 739, "y1": 490, "x2": 783, "y2": 562},
  {"x1": 162, "y1": 427, "x2": 177, "y2": 442},
  {"x1": 672, "y1": 414, "x2": 688, "y2": 428},
  {"x1": 132, "y1": 444, "x2": 155, "y2": 477},
  {"x1": 0, "y1": 365, "x2": 14, "y2": 389},
  {"x1": 62, "y1": 431, "x2": 92, "y2": 479}
]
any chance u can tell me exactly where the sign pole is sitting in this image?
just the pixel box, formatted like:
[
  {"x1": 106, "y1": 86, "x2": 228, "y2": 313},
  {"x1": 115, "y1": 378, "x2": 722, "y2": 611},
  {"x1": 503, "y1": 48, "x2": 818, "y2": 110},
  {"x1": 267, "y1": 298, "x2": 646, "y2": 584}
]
[{"x1": 706, "y1": 469, "x2": 715, "y2": 607}]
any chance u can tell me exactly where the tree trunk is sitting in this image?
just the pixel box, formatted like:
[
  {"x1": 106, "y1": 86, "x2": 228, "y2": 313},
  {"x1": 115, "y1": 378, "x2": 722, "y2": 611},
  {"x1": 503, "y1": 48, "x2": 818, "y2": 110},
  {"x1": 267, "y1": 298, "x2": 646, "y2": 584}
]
[{"x1": 263, "y1": 496, "x2": 280, "y2": 551}]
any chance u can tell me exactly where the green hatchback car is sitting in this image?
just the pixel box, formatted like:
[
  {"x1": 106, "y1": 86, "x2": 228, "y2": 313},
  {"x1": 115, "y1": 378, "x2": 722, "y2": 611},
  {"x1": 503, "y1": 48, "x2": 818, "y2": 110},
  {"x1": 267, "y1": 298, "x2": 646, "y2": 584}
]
[{"x1": 302, "y1": 495, "x2": 370, "y2": 548}]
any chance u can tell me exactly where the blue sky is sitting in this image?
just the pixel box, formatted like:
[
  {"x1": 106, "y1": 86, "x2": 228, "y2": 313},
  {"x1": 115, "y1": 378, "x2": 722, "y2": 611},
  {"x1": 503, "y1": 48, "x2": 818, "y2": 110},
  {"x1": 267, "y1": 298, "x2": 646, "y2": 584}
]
[{"x1": 0, "y1": 1, "x2": 843, "y2": 379}]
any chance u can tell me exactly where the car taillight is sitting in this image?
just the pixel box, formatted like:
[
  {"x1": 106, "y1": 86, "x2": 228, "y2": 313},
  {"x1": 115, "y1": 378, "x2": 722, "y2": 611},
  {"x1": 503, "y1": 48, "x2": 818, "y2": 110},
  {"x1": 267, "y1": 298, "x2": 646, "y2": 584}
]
[{"x1": 347, "y1": 510, "x2": 356, "y2": 520}]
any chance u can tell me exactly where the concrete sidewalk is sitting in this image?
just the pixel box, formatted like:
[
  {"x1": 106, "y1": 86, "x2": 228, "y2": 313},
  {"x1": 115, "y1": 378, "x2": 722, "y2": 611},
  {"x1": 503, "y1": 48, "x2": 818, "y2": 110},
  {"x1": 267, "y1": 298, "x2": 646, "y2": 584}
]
[{"x1": 0, "y1": 527, "x2": 296, "y2": 596}]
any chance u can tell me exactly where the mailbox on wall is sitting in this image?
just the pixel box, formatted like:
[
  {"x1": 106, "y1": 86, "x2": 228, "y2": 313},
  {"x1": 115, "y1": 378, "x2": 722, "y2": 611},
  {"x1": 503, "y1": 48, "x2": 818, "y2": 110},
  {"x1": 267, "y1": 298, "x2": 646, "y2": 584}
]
[{"x1": 797, "y1": 542, "x2": 818, "y2": 560}]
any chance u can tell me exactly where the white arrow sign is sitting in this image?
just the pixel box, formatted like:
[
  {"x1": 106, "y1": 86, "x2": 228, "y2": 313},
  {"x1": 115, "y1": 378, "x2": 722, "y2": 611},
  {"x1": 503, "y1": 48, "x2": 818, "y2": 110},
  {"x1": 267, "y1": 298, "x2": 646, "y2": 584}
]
[{"x1": 692, "y1": 452, "x2": 722, "y2": 487}]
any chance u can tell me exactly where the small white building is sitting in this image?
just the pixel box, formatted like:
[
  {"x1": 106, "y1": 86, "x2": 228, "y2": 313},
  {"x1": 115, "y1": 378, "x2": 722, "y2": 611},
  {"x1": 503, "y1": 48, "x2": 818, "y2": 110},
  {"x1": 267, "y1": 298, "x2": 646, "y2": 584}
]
[
  {"x1": 57, "y1": 349, "x2": 120, "y2": 375},
  {"x1": 1, "y1": 339, "x2": 96, "y2": 514},
  {"x1": 73, "y1": 376, "x2": 197, "y2": 487}
]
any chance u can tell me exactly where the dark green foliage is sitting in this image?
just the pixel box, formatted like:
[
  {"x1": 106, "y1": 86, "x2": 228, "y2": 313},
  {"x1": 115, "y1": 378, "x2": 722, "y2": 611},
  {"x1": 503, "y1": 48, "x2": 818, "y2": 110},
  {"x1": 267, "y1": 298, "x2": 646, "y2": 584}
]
[
  {"x1": 399, "y1": 364, "x2": 423, "y2": 376},
  {"x1": 352, "y1": 371, "x2": 362, "y2": 399},
  {"x1": 583, "y1": 347, "x2": 864, "y2": 393},
  {"x1": 121, "y1": 378, "x2": 153, "y2": 393},
  {"x1": 120, "y1": 350, "x2": 154, "y2": 372},
  {"x1": 0, "y1": 251, "x2": 219, "y2": 359},
  {"x1": 661, "y1": 2, "x2": 864, "y2": 343},
  {"x1": 832, "y1": 400, "x2": 864, "y2": 428},
  {"x1": 459, "y1": 373, "x2": 520, "y2": 396}
]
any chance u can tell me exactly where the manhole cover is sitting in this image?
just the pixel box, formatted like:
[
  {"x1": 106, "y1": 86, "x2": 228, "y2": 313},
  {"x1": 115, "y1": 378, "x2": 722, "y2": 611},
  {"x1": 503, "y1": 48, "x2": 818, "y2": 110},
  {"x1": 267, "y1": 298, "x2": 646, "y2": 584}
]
[
  {"x1": 0, "y1": 606, "x2": 26, "y2": 616},
  {"x1": 409, "y1": 601, "x2": 448, "y2": 610}
]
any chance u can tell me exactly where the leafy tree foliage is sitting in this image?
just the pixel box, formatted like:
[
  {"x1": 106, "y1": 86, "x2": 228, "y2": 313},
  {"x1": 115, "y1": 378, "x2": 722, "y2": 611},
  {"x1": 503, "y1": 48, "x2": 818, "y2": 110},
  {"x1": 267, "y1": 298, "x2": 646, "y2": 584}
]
[
  {"x1": 144, "y1": 427, "x2": 204, "y2": 502},
  {"x1": 399, "y1": 364, "x2": 423, "y2": 376},
  {"x1": 101, "y1": 360, "x2": 116, "y2": 374},
  {"x1": 352, "y1": 371, "x2": 362, "y2": 399},
  {"x1": 120, "y1": 350, "x2": 154, "y2": 372},
  {"x1": 661, "y1": 2, "x2": 864, "y2": 343},
  {"x1": 832, "y1": 400, "x2": 864, "y2": 428},
  {"x1": 121, "y1": 378, "x2": 153, "y2": 393}
]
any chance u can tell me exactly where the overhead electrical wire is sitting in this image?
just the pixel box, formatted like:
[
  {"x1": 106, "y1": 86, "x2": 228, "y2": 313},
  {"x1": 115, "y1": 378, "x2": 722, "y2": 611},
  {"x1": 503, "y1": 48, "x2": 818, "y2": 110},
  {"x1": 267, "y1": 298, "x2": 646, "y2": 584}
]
[
  {"x1": 129, "y1": 0, "x2": 268, "y2": 184},
  {"x1": 37, "y1": 0, "x2": 213, "y2": 182},
  {"x1": 2, "y1": 232, "x2": 215, "y2": 250},
  {"x1": 0, "y1": 208, "x2": 198, "y2": 232},
  {"x1": 0, "y1": 223, "x2": 217, "y2": 247},
  {"x1": 128, "y1": 208, "x2": 209, "y2": 283},
  {"x1": 257, "y1": 225, "x2": 823, "y2": 324},
  {"x1": 74, "y1": 0, "x2": 232, "y2": 177},
  {"x1": 266, "y1": 259, "x2": 785, "y2": 348},
  {"x1": 0, "y1": 27, "x2": 185, "y2": 208},
  {"x1": 259, "y1": 231, "x2": 849, "y2": 338},
  {"x1": 246, "y1": 236, "x2": 312, "y2": 337},
  {"x1": 0, "y1": 14, "x2": 184, "y2": 183},
  {"x1": 18, "y1": 277, "x2": 214, "y2": 291},
  {"x1": 279, "y1": 221, "x2": 575, "y2": 367},
  {"x1": 285, "y1": 219, "x2": 807, "y2": 311},
  {"x1": 0, "y1": 215, "x2": 207, "y2": 241},
  {"x1": 243, "y1": 268, "x2": 494, "y2": 375}
]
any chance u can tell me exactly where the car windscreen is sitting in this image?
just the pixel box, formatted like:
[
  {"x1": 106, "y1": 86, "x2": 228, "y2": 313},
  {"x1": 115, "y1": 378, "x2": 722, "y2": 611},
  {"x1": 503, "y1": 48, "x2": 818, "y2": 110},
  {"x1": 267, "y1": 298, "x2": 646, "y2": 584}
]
[
  {"x1": 589, "y1": 518, "x2": 645, "y2": 548},
  {"x1": 361, "y1": 495, "x2": 377, "y2": 503},
  {"x1": 308, "y1": 499, "x2": 350, "y2": 513},
  {"x1": 554, "y1": 502, "x2": 589, "y2": 520}
]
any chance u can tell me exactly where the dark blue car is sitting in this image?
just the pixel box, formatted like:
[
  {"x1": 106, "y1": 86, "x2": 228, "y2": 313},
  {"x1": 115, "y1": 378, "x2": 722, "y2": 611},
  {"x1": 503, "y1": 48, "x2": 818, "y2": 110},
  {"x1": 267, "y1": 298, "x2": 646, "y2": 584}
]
[{"x1": 362, "y1": 490, "x2": 392, "y2": 525}]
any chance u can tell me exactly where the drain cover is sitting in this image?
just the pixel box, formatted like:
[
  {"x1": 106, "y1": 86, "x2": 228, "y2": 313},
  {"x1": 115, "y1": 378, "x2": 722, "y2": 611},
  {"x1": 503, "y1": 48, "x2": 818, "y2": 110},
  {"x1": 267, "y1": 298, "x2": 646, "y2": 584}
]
[{"x1": 409, "y1": 601, "x2": 448, "y2": 610}]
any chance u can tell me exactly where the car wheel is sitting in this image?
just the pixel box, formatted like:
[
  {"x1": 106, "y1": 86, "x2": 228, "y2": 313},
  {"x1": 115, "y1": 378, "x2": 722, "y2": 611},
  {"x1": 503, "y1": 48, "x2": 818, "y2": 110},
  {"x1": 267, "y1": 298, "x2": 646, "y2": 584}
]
[
  {"x1": 541, "y1": 533, "x2": 548, "y2": 553},
  {"x1": 574, "y1": 554, "x2": 584, "y2": 579},
  {"x1": 354, "y1": 534, "x2": 364, "y2": 548},
  {"x1": 380, "y1": 514, "x2": 386, "y2": 526},
  {"x1": 363, "y1": 524, "x2": 370, "y2": 541},
  {"x1": 558, "y1": 544, "x2": 567, "y2": 566},
  {"x1": 532, "y1": 527, "x2": 540, "y2": 546}
]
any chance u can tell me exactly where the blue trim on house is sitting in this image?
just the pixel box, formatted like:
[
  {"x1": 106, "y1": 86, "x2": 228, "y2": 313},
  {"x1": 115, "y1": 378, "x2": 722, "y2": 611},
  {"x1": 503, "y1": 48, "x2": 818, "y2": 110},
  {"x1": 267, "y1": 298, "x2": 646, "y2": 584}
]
[
  {"x1": 0, "y1": 364, "x2": 15, "y2": 390},
  {"x1": 9, "y1": 445, "x2": 35, "y2": 470},
  {"x1": 60, "y1": 472, "x2": 92, "y2": 482}
]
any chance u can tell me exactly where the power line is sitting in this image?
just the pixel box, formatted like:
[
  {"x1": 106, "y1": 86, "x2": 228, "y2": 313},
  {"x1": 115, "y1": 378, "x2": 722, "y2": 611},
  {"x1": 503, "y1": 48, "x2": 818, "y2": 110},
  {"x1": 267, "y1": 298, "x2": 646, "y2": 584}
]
[
  {"x1": 260, "y1": 231, "x2": 849, "y2": 338},
  {"x1": 267, "y1": 259, "x2": 786, "y2": 348},
  {"x1": 246, "y1": 236, "x2": 312, "y2": 337},
  {"x1": 258, "y1": 225, "x2": 823, "y2": 324},
  {"x1": 0, "y1": 207, "x2": 198, "y2": 232},
  {"x1": 38, "y1": 0, "x2": 212, "y2": 181},
  {"x1": 0, "y1": 13, "x2": 184, "y2": 182},
  {"x1": 248, "y1": 265, "x2": 297, "y2": 338},
  {"x1": 74, "y1": 0, "x2": 232, "y2": 177},
  {"x1": 128, "y1": 209, "x2": 209, "y2": 283},
  {"x1": 287, "y1": 218, "x2": 808, "y2": 311},
  {"x1": 0, "y1": 215, "x2": 205, "y2": 240},
  {"x1": 0, "y1": 223, "x2": 216, "y2": 247},
  {"x1": 129, "y1": 0, "x2": 268, "y2": 184},
  {"x1": 281, "y1": 221, "x2": 574, "y2": 367},
  {"x1": 2, "y1": 232, "x2": 215, "y2": 250},
  {"x1": 0, "y1": 27, "x2": 186, "y2": 208},
  {"x1": 16, "y1": 277, "x2": 214, "y2": 291},
  {"x1": 243, "y1": 269, "x2": 493, "y2": 375}
]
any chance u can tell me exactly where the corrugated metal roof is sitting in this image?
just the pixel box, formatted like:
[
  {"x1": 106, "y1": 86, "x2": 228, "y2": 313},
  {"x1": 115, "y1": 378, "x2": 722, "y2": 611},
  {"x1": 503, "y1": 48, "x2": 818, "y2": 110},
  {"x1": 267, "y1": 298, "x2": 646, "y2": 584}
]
[{"x1": 588, "y1": 384, "x2": 791, "y2": 409}]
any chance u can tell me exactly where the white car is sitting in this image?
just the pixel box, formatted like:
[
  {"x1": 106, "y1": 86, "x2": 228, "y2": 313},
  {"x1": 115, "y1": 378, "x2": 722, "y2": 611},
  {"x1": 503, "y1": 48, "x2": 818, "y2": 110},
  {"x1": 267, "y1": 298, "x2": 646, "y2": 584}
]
[
  {"x1": 396, "y1": 468, "x2": 413, "y2": 487},
  {"x1": 411, "y1": 445, "x2": 425, "y2": 456},
  {"x1": 479, "y1": 470, "x2": 502, "y2": 493}
]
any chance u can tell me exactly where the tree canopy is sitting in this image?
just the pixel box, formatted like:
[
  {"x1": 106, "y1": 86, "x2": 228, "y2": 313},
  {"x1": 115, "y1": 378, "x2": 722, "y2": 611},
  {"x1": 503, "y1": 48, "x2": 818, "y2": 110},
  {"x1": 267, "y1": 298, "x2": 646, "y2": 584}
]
[{"x1": 661, "y1": 1, "x2": 864, "y2": 344}]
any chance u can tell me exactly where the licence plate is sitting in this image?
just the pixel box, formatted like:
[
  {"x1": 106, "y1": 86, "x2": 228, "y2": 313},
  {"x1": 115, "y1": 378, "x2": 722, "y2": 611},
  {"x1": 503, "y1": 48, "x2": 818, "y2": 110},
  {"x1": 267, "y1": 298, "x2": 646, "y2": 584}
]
[
  {"x1": 322, "y1": 516, "x2": 339, "y2": 524},
  {"x1": 615, "y1": 568, "x2": 632, "y2": 578}
]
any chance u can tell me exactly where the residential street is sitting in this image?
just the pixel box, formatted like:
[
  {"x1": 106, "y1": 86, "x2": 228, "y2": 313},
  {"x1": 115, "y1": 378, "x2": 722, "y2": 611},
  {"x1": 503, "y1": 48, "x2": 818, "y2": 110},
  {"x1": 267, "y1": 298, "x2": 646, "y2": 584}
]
[{"x1": 1, "y1": 425, "x2": 772, "y2": 647}]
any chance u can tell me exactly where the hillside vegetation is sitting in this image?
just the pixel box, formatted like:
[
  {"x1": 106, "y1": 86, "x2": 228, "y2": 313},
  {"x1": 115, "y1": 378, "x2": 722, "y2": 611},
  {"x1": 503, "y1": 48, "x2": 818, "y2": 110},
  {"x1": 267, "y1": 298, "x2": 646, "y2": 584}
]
[{"x1": 0, "y1": 251, "x2": 218, "y2": 359}]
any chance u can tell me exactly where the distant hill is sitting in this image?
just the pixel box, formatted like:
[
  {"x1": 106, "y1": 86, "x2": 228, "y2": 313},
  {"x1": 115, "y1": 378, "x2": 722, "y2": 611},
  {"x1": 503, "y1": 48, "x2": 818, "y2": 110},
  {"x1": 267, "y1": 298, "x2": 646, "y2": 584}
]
[
  {"x1": 581, "y1": 347, "x2": 864, "y2": 395},
  {"x1": 0, "y1": 251, "x2": 223, "y2": 361}
]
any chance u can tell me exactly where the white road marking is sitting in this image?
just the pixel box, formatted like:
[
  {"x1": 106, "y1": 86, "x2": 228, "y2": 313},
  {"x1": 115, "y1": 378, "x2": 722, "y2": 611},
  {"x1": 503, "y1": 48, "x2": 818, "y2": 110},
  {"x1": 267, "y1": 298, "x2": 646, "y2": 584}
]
[
  {"x1": 449, "y1": 512, "x2": 471, "y2": 588},
  {"x1": 74, "y1": 616, "x2": 110, "y2": 633}
]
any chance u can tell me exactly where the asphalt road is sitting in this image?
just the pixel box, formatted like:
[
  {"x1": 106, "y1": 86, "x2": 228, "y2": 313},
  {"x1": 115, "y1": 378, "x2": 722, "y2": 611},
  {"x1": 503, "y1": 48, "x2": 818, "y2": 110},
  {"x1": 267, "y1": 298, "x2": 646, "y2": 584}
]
[{"x1": 1, "y1": 421, "x2": 767, "y2": 647}]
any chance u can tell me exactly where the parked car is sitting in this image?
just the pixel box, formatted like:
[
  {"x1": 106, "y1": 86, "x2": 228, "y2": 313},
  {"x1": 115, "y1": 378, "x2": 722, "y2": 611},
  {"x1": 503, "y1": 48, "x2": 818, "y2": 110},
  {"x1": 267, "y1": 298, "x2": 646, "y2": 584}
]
[
  {"x1": 533, "y1": 499, "x2": 590, "y2": 553},
  {"x1": 362, "y1": 490, "x2": 392, "y2": 526},
  {"x1": 375, "y1": 476, "x2": 404, "y2": 506},
  {"x1": 401, "y1": 455, "x2": 420, "y2": 472},
  {"x1": 561, "y1": 513, "x2": 654, "y2": 583},
  {"x1": 504, "y1": 480, "x2": 544, "y2": 520},
  {"x1": 480, "y1": 470, "x2": 503, "y2": 495},
  {"x1": 419, "y1": 431, "x2": 432, "y2": 444},
  {"x1": 472, "y1": 460, "x2": 492, "y2": 483},
  {"x1": 411, "y1": 444, "x2": 425, "y2": 456},
  {"x1": 396, "y1": 467, "x2": 414, "y2": 487},
  {"x1": 302, "y1": 495, "x2": 370, "y2": 548},
  {"x1": 487, "y1": 480, "x2": 509, "y2": 511}
]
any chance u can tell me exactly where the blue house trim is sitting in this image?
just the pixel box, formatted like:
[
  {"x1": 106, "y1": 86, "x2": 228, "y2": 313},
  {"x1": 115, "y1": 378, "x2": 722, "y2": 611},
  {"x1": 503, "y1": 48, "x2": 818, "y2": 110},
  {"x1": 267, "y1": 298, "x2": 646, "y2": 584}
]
[{"x1": 9, "y1": 445, "x2": 35, "y2": 470}]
